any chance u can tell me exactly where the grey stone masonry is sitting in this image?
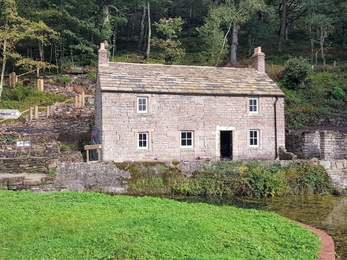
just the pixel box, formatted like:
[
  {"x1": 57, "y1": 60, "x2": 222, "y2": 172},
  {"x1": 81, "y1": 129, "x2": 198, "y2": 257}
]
[
  {"x1": 97, "y1": 92, "x2": 285, "y2": 162},
  {"x1": 95, "y1": 46, "x2": 285, "y2": 162},
  {"x1": 286, "y1": 130, "x2": 347, "y2": 160}
]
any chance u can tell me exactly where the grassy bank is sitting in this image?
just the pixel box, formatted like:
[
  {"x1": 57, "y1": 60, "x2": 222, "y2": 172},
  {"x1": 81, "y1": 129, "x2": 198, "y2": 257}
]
[{"x1": 0, "y1": 191, "x2": 320, "y2": 259}]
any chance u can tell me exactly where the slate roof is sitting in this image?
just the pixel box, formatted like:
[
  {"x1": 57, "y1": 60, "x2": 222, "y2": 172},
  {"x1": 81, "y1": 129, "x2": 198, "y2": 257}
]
[{"x1": 98, "y1": 62, "x2": 285, "y2": 97}]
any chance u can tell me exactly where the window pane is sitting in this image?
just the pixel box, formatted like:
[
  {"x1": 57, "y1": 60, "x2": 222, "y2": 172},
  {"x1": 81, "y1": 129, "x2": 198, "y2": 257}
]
[
  {"x1": 181, "y1": 131, "x2": 193, "y2": 147},
  {"x1": 249, "y1": 99, "x2": 258, "y2": 112},
  {"x1": 138, "y1": 133, "x2": 148, "y2": 148},
  {"x1": 138, "y1": 98, "x2": 147, "y2": 112},
  {"x1": 250, "y1": 130, "x2": 259, "y2": 146}
]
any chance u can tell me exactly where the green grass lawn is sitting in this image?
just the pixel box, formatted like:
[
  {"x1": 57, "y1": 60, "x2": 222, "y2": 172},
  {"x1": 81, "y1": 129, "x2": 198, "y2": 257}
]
[{"x1": 0, "y1": 191, "x2": 320, "y2": 259}]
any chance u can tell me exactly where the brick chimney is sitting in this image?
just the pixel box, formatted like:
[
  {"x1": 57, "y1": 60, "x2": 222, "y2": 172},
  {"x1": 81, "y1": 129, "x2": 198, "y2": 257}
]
[
  {"x1": 98, "y1": 42, "x2": 108, "y2": 66},
  {"x1": 252, "y1": 47, "x2": 265, "y2": 73}
]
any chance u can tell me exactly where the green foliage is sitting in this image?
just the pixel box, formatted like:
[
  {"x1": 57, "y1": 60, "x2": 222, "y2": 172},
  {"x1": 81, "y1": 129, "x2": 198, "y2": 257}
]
[
  {"x1": 86, "y1": 72, "x2": 96, "y2": 82},
  {"x1": 332, "y1": 86, "x2": 346, "y2": 100},
  {"x1": 173, "y1": 161, "x2": 333, "y2": 197},
  {"x1": 0, "y1": 86, "x2": 66, "y2": 110},
  {"x1": 281, "y1": 57, "x2": 310, "y2": 89},
  {"x1": 152, "y1": 17, "x2": 186, "y2": 64},
  {"x1": 285, "y1": 163, "x2": 333, "y2": 195},
  {"x1": 0, "y1": 191, "x2": 320, "y2": 259},
  {"x1": 283, "y1": 70, "x2": 347, "y2": 129},
  {"x1": 54, "y1": 76, "x2": 71, "y2": 83}
]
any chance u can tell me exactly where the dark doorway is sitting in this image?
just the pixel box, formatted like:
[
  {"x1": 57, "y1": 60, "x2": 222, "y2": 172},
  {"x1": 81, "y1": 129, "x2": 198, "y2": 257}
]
[{"x1": 220, "y1": 131, "x2": 233, "y2": 159}]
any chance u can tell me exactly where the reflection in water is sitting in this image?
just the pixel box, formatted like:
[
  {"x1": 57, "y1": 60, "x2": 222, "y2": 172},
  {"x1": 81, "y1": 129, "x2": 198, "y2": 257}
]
[{"x1": 178, "y1": 195, "x2": 347, "y2": 259}]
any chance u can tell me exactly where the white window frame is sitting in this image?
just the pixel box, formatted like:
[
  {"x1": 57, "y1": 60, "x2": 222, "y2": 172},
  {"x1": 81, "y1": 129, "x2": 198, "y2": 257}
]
[
  {"x1": 138, "y1": 132, "x2": 148, "y2": 149},
  {"x1": 180, "y1": 131, "x2": 193, "y2": 148},
  {"x1": 137, "y1": 97, "x2": 148, "y2": 113},
  {"x1": 249, "y1": 130, "x2": 259, "y2": 147},
  {"x1": 248, "y1": 98, "x2": 259, "y2": 114}
]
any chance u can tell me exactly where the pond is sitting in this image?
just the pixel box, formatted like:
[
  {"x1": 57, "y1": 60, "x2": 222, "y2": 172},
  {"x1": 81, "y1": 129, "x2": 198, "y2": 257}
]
[{"x1": 179, "y1": 195, "x2": 347, "y2": 259}]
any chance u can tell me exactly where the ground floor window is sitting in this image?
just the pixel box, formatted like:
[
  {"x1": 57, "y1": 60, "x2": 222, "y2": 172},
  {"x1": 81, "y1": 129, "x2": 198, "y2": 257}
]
[
  {"x1": 249, "y1": 130, "x2": 259, "y2": 147},
  {"x1": 138, "y1": 132, "x2": 148, "y2": 149},
  {"x1": 181, "y1": 131, "x2": 193, "y2": 148}
]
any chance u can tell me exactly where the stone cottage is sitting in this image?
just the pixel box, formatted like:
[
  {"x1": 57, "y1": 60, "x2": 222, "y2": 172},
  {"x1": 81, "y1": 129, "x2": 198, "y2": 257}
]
[{"x1": 94, "y1": 43, "x2": 285, "y2": 162}]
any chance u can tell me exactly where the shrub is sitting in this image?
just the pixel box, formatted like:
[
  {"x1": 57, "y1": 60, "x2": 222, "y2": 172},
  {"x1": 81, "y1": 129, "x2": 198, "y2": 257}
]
[
  {"x1": 332, "y1": 86, "x2": 346, "y2": 100},
  {"x1": 281, "y1": 57, "x2": 310, "y2": 89},
  {"x1": 172, "y1": 161, "x2": 333, "y2": 197},
  {"x1": 54, "y1": 76, "x2": 71, "y2": 83}
]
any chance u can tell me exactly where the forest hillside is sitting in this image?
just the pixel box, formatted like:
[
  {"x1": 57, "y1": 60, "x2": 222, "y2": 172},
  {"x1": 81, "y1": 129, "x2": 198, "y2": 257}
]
[{"x1": 1, "y1": 0, "x2": 347, "y2": 130}]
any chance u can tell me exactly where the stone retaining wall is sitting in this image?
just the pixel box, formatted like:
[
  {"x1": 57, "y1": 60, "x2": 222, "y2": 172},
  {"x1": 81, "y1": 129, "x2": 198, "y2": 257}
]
[
  {"x1": 286, "y1": 130, "x2": 347, "y2": 160},
  {"x1": 1, "y1": 160, "x2": 347, "y2": 193}
]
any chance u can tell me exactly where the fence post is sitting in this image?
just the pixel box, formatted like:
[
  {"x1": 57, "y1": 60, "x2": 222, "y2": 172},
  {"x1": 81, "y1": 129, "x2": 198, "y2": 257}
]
[
  {"x1": 29, "y1": 107, "x2": 33, "y2": 121},
  {"x1": 9, "y1": 72, "x2": 17, "y2": 88},
  {"x1": 34, "y1": 105, "x2": 38, "y2": 119},
  {"x1": 75, "y1": 95, "x2": 79, "y2": 108},
  {"x1": 46, "y1": 106, "x2": 50, "y2": 117},
  {"x1": 82, "y1": 92, "x2": 85, "y2": 107},
  {"x1": 37, "y1": 79, "x2": 44, "y2": 91}
]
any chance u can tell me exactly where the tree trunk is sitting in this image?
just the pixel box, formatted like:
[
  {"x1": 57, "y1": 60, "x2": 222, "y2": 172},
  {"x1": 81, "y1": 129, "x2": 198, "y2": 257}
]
[
  {"x1": 137, "y1": 6, "x2": 146, "y2": 51},
  {"x1": 278, "y1": 0, "x2": 287, "y2": 52},
  {"x1": 0, "y1": 38, "x2": 7, "y2": 98},
  {"x1": 230, "y1": 23, "x2": 238, "y2": 65},
  {"x1": 103, "y1": 5, "x2": 109, "y2": 47},
  {"x1": 103, "y1": 5, "x2": 109, "y2": 24},
  {"x1": 145, "y1": 1, "x2": 151, "y2": 59},
  {"x1": 320, "y1": 27, "x2": 326, "y2": 66},
  {"x1": 38, "y1": 40, "x2": 44, "y2": 62}
]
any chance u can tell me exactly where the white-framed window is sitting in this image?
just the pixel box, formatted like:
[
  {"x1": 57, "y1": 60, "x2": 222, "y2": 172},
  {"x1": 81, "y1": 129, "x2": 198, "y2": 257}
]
[
  {"x1": 138, "y1": 132, "x2": 148, "y2": 149},
  {"x1": 181, "y1": 131, "x2": 193, "y2": 148},
  {"x1": 249, "y1": 98, "x2": 258, "y2": 113},
  {"x1": 249, "y1": 130, "x2": 259, "y2": 147},
  {"x1": 137, "y1": 97, "x2": 148, "y2": 113}
]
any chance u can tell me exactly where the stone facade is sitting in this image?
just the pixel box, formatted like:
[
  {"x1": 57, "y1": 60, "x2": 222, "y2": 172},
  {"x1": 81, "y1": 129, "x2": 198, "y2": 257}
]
[
  {"x1": 97, "y1": 93, "x2": 285, "y2": 162},
  {"x1": 95, "y1": 46, "x2": 285, "y2": 162}
]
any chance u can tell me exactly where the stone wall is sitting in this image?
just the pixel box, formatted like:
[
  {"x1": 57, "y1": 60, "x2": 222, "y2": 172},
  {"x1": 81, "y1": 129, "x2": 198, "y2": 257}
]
[
  {"x1": 319, "y1": 160, "x2": 347, "y2": 190},
  {"x1": 286, "y1": 130, "x2": 347, "y2": 160},
  {"x1": 0, "y1": 151, "x2": 83, "y2": 173},
  {"x1": 98, "y1": 92, "x2": 285, "y2": 162},
  {"x1": 1, "y1": 159, "x2": 347, "y2": 192},
  {"x1": 0, "y1": 157, "x2": 55, "y2": 173}
]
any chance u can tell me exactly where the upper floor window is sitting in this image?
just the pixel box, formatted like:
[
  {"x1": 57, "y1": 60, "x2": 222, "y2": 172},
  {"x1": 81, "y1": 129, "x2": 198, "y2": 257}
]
[
  {"x1": 181, "y1": 131, "x2": 193, "y2": 148},
  {"x1": 138, "y1": 132, "x2": 148, "y2": 149},
  {"x1": 137, "y1": 97, "x2": 148, "y2": 113},
  {"x1": 249, "y1": 98, "x2": 258, "y2": 113},
  {"x1": 249, "y1": 130, "x2": 259, "y2": 147}
]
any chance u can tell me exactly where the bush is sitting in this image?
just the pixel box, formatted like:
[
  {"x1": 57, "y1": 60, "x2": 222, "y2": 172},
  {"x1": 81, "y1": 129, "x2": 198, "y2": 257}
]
[
  {"x1": 172, "y1": 161, "x2": 333, "y2": 197},
  {"x1": 332, "y1": 86, "x2": 346, "y2": 100},
  {"x1": 54, "y1": 76, "x2": 71, "y2": 83},
  {"x1": 281, "y1": 57, "x2": 310, "y2": 89}
]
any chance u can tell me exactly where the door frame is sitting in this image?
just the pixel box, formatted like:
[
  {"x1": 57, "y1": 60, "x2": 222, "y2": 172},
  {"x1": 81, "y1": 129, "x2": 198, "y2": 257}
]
[{"x1": 216, "y1": 126, "x2": 235, "y2": 159}]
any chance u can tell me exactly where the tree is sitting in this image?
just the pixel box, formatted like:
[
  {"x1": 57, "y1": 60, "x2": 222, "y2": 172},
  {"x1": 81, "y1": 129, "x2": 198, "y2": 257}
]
[
  {"x1": 199, "y1": 0, "x2": 266, "y2": 66},
  {"x1": 153, "y1": 17, "x2": 185, "y2": 64},
  {"x1": 272, "y1": 0, "x2": 306, "y2": 52},
  {"x1": 0, "y1": 0, "x2": 56, "y2": 97},
  {"x1": 304, "y1": 0, "x2": 337, "y2": 65}
]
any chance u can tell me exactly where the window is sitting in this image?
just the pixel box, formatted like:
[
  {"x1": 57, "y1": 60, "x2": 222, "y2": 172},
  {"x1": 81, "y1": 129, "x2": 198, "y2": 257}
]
[
  {"x1": 181, "y1": 131, "x2": 193, "y2": 148},
  {"x1": 249, "y1": 130, "x2": 259, "y2": 147},
  {"x1": 249, "y1": 98, "x2": 258, "y2": 113},
  {"x1": 138, "y1": 132, "x2": 148, "y2": 149},
  {"x1": 137, "y1": 97, "x2": 148, "y2": 113}
]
